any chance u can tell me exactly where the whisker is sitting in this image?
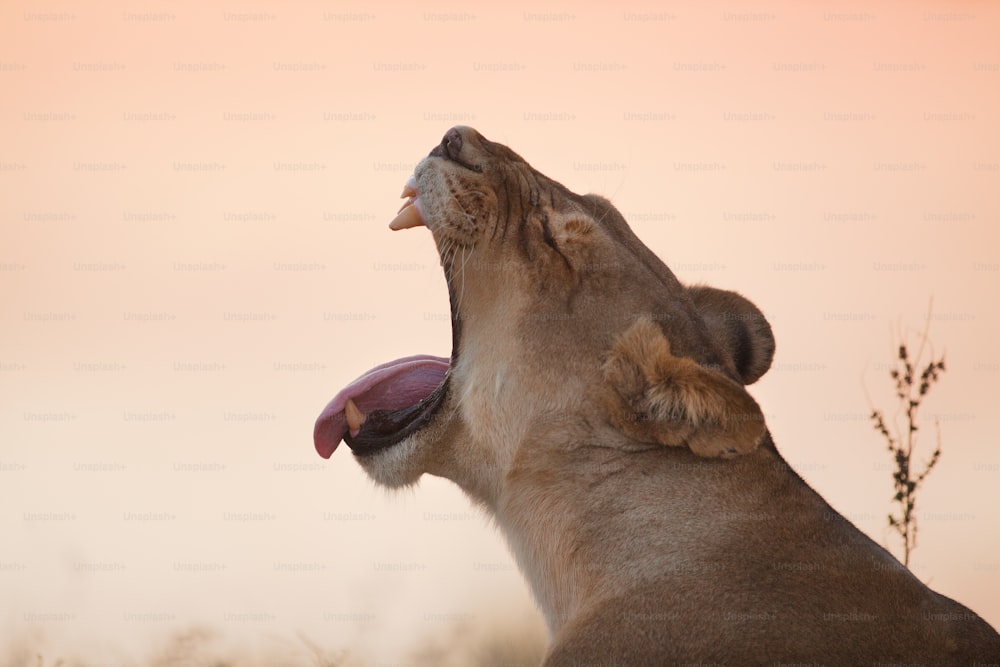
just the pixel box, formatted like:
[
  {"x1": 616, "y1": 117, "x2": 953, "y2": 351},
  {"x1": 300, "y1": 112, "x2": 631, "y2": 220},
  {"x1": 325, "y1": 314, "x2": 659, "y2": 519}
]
[
  {"x1": 443, "y1": 189, "x2": 483, "y2": 241},
  {"x1": 450, "y1": 249, "x2": 459, "y2": 317},
  {"x1": 456, "y1": 246, "x2": 467, "y2": 314},
  {"x1": 443, "y1": 240, "x2": 456, "y2": 293},
  {"x1": 589, "y1": 196, "x2": 614, "y2": 227}
]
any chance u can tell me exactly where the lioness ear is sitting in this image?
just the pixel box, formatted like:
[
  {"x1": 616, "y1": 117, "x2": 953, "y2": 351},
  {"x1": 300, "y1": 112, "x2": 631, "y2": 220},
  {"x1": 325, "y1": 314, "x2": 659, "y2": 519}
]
[
  {"x1": 602, "y1": 317, "x2": 766, "y2": 458},
  {"x1": 687, "y1": 286, "x2": 775, "y2": 385}
]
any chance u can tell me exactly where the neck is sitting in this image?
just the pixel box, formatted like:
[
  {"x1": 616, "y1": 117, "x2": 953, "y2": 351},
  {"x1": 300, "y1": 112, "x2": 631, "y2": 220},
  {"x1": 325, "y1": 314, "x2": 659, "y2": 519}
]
[{"x1": 490, "y1": 437, "x2": 820, "y2": 633}]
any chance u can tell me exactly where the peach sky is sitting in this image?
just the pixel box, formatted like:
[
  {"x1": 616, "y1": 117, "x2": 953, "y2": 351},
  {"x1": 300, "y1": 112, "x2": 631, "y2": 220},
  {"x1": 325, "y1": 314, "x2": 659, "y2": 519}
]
[{"x1": 2, "y1": 1, "x2": 998, "y2": 663}]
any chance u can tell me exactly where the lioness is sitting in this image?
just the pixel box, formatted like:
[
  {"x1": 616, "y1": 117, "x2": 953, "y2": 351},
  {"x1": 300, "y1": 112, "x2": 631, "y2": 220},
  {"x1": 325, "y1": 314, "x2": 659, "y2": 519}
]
[{"x1": 315, "y1": 127, "x2": 1000, "y2": 664}]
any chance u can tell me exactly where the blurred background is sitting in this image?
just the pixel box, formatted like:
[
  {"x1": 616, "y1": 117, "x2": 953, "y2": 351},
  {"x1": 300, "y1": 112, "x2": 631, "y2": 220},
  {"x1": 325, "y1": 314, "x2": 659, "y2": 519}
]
[{"x1": 2, "y1": 1, "x2": 998, "y2": 665}]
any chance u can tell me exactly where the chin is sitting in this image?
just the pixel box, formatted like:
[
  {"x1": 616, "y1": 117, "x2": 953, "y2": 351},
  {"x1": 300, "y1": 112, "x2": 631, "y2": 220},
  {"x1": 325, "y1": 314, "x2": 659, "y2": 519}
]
[{"x1": 353, "y1": 437, "x2": 424, "y2": 489}]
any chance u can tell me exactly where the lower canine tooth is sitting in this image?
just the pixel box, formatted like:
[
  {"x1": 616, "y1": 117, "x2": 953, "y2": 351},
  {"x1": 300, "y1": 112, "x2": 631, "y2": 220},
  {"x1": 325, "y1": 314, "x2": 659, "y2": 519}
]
[
  {"x1": 389, "y1": 202, "x2": 424, "y2": 230},
  {"x1": 344, "y1": 398, "x2": 366, "y2": 435}
]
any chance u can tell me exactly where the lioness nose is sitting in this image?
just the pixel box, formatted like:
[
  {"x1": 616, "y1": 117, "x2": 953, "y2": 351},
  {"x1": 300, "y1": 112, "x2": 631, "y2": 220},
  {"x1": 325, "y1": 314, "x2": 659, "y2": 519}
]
[
  {"x1": 442, "y1": 127, "x2": 463, "y2": 160},
  {"x1": 430, "y1": 126, "x2": 482, "y2": 162}
]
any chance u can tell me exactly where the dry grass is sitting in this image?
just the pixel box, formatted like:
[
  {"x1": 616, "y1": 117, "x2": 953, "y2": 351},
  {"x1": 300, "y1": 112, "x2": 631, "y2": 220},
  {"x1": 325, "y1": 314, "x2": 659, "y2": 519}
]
[
  {"x1": 406, "y1": 614, "x2": 547, "y2": 667},
  {"x1": 8, "y1": 614, "x2": 546, "y2": 667},
  {"x1": 7, "y1": 626, "x2": 349, "y2": 667}
]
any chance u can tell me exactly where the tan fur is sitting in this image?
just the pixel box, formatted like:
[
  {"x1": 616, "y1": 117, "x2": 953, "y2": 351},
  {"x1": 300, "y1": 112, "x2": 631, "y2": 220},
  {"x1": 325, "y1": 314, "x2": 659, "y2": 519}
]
[
  {"x1": 347, "y1": 127, "x2": 1000, "y2": 664},
  {"x1": 603, "y1": 317, "x2": 766, "y2": 458}
]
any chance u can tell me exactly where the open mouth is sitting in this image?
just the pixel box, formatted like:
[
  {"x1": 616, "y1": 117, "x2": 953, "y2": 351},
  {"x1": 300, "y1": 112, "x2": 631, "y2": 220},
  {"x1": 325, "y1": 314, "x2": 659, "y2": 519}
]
[{"x1": 313, "y1": 177, "x2": 454, "y2": 459}]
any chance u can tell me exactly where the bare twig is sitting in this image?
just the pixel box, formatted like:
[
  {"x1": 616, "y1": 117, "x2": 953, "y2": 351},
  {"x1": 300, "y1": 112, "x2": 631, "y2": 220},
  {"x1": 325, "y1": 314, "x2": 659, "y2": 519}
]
[{"x1": 868, "y1": 301, "x2": 945, "y2": 568}]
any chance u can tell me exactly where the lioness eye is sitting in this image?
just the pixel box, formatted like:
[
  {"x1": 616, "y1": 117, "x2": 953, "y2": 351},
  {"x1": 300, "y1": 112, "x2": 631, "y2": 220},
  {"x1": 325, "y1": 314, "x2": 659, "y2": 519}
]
[{"x1": 538, "y1": 214, "x2": 559, "y2": 251}]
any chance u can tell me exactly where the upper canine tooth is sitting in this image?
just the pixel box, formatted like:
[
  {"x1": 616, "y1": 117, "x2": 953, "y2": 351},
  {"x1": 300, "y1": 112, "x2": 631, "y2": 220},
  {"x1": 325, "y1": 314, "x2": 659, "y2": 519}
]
[
  {"x1": 400, "y1": 176, "x2": 418, "y2": 199},
  {"x1": 344, "y1": 398, "x2": 366, "y2": 435}
]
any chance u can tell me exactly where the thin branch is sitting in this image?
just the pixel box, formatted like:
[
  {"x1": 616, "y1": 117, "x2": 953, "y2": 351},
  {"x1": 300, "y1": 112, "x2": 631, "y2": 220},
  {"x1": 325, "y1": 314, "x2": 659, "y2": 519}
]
[
  {"x1": 868, "y1": 302, "x2": 945, "y2": 570},
  {"x1": 912, "y1": 296, "x2": 934, "y2": 381}
]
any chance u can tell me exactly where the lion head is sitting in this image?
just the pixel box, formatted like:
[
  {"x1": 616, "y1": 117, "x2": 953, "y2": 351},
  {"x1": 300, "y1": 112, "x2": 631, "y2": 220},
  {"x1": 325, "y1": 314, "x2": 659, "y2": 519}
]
[{"x1": 315, "y1": 126, "x2": 775, "y2": 496}]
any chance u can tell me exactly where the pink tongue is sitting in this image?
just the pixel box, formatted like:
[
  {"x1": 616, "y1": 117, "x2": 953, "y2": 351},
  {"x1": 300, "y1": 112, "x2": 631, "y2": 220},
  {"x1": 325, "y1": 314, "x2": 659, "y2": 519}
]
[{"x1": 314, "y1": 355, "x2": 450, "y2": 458}]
